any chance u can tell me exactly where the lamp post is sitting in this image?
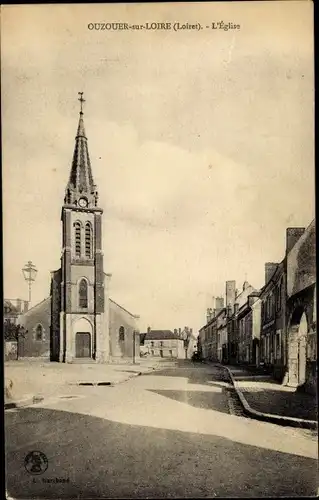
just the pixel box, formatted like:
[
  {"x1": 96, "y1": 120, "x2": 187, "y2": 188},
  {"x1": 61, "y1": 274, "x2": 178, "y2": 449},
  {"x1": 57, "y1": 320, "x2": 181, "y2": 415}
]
[{"x1": 22, "y1": 261, "x2": 38, "y2": 305}]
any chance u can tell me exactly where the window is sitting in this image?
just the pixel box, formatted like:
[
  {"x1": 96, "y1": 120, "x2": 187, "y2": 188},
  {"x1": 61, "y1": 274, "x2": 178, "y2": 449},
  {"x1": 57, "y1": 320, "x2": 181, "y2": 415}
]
[
  {"x1": 151, "y1": 341, "x2": 154, "y2": 347},
  {"x1": 85, "y1": 222, "x2": 92, "y2": 258},
  {"x1": 119, "y1": 326, "x2": 125, "y2": 342},
  {"x1": 36, "y1": 324, "x2": 43, "y2": 341},
  {"x1": 79, "y1": 279, "x2": 88, "y2": 308},
  {"x1": 169, "y1": 349, "x2": 173, "y2": 357},
  {"x1": 74, "y1": 222, "x2": 81, "y2": 257}
]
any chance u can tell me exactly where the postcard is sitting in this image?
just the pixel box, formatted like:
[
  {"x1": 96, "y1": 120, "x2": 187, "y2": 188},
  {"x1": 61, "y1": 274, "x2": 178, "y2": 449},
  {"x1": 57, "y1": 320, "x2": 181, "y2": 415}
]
[{"x1": 2, "y1": 2, "x2": 316, "y2": 499}]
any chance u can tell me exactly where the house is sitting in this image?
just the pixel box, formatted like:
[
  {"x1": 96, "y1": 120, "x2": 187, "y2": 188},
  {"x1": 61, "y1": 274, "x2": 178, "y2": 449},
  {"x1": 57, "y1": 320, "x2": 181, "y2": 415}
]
[
  {"x1": 226, "y1": 281, "x2": 256, "y2": 364},
  {"x1": 4, "y1": 299, "x2": 28, "y2": 325},
  {"x1": 218, "y1": 314, "x2": 228, "y2": 363},
  {"x1": 143, "y1": 329, "x2": 186, "y2": 358},
  {"x1": 285, "y1": 220, "x2": 316, "y2": 393},
  {"x1": 259, "y1": 261, "x2": 286, "y2": 380},
  {"x1": 186, "y1": 331, "x2": 198, "y2": 359},
  {"x1": 198, "y1": 297, "x2": 225, "y2": 362},
  {"x1": 4, "y1": 299, "x2": 29, "y2": 360},
  {"x1": 237, "y1": 291, "x2": 261, "y2": 366}
]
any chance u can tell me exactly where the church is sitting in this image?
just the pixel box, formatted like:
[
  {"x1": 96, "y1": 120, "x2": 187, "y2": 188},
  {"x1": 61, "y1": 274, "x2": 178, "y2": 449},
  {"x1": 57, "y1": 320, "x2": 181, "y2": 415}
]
[{"x1": 16, "y1": 95, "x2": 140, "y2": 363}]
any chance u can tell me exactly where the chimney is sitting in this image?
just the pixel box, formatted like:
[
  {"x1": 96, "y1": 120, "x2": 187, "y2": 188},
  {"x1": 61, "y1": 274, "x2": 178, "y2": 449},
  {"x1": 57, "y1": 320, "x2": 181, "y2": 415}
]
[
  {"x1": 147, "y1": 326, "x2": 151, "y2": 334},
  {"x1": 215, "y1": 297, "x2": 224, "y2": 311},
  {"x1": 211, "y1": 296, "x2": 216, "y2": 309},
  {"x1": 234, "y1": 303, "x2": 239, "y2": 314},
  {"x1": 206, "y1": 308, "x2": 212, "y2": 323},
  {"x1": 286, "y1": 227, "x2": 306, "y2": 254},
  {"x1": 16, "y1": 298, "x2": 22, "y2": 313},
  {"x1": 243, "y1": 281, "x2": 249, "y2": 291},
  {"x1": 265, "y1": 263, "x2": 278, "y2": 284},
  {"x1": 174, "y1": 328, "x2": 178, "y2": 335},
  {"x1": 226, "y1": 281, "x2": 236, "y2": 308},
  {"x1": 178, "y1": 328, "x2": 181, "y2": 336},
  {"x1": 248, "y1": 295, "x2": 257, "y2": 307},
  {"x1": 23, "y1": 301, "x2": 29, "y2": 313},
  {"x1": 190, "y1": 328, "x2": 193, "y2": 335}
]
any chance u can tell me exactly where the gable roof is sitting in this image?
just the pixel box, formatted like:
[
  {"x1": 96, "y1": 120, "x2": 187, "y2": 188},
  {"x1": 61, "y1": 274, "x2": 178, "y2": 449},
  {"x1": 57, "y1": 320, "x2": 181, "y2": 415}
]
[
  {"x1": 4, "y1": 300, "x2": 19, "y2": 315},
  {"x1": 20, "y1": 297, "x2": 51, "y2": 317},
  {"x1": 109, "y1": 298, "x2": 138, "y2": 318},
  {"x1": 144, "y1": 330, "x2": 180, "y2": 341},
  {"x1": 235, "y1": 283, "x2": 256, "y2": 308}
]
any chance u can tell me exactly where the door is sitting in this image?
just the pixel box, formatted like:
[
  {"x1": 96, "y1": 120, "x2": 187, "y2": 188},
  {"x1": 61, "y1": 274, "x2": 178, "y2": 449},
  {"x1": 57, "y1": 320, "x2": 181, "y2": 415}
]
[{"x1": 76, "y1": 332, "x2": 91, "y2": 358}]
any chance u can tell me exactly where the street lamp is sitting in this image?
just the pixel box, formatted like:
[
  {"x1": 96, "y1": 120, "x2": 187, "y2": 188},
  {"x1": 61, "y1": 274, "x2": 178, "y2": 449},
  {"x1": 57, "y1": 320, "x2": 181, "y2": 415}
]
[{"x1": 22, "y1": 261, "x2": 38, "y2": 304}]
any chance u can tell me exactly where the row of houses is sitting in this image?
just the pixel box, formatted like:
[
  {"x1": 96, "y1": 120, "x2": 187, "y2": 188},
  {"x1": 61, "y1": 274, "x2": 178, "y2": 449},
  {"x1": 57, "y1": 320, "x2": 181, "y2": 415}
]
[{"x1": 198, "y1": 220, "x2": 316, "y2": 394}]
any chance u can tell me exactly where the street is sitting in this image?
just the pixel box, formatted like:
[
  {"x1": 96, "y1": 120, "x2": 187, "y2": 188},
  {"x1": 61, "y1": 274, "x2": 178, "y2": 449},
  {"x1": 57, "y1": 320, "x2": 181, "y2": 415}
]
[{"x1": 5, "y1": 360, "x2": 317, "y2": 498}]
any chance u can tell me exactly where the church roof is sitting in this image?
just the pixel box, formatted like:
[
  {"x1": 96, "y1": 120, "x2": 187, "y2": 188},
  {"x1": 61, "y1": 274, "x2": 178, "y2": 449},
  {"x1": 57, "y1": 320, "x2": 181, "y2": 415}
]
[
  {"x1": 109, "y1": 298, "x2": 138, "y2": 318},
  {"x1": 66, "y1": 109, "x2": 95, "y2": 195},
  {"x1": 21, "y1": 297, "x2": 51, "y2": 317}
]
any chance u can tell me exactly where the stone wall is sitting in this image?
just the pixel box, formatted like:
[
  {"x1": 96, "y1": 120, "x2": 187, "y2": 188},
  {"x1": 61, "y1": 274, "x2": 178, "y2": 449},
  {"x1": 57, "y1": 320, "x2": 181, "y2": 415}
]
[
  {"x1": 18, "y1": 298, "x2": 51, "y2": 358},
  {"x1": 287, "y1": 220, "x2": 315, "y2": 298},
  {"x1": 109, "y1": 299, "x2": 139, "y2": 360}
]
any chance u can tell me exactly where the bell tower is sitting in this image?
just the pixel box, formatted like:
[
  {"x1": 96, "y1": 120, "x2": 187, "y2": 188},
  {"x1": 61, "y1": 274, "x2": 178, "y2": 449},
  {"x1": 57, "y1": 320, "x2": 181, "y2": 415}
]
[{"x1": 59, "y1": 93, "x2": 107, "y2": 363}]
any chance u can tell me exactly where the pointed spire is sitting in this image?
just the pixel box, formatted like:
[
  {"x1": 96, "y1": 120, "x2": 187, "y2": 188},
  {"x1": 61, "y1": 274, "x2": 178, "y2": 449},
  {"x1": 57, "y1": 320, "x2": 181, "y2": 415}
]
[
  {"x1": 76, "y1": 114, "x2": 87, "y2": 139},
  {"x1": 64, "y1": 93, "x2": 98, "y2": 207}
]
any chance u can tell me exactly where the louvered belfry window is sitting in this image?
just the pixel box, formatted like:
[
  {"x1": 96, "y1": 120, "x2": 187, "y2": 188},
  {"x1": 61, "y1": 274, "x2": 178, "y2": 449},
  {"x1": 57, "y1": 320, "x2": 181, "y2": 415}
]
[
  {"x1": 85, "y1": 222, "x2": 92, "y2": 258},
  {"x1": 74, "y1": 222, "x2": 81, "y2": 257},
  {"x1": 79, "y1": 279, "x2": 88, "y2": 308}
]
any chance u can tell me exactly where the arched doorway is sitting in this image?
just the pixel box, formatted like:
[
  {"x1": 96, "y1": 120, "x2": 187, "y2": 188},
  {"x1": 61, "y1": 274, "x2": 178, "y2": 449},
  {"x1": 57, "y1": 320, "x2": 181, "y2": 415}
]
[
  {"x1": 288, "y1": 307, "x2": 308, "y2": 387},
  {"x1": 73, "y1": 317, "x2": 93, "y2": 359}
]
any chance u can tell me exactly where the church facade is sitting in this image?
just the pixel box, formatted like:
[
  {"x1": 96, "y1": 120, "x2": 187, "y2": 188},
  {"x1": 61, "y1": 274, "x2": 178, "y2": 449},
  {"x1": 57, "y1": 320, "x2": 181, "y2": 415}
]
[{"x1": 17, "y1": 98, "x2": 140, "y2": 363}]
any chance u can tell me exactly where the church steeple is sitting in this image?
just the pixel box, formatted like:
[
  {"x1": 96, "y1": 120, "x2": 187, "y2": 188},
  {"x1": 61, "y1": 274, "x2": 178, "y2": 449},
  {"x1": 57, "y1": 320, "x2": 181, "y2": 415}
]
[{"x1": 64, "y1": 93, "x2": 98, "y2": 208}]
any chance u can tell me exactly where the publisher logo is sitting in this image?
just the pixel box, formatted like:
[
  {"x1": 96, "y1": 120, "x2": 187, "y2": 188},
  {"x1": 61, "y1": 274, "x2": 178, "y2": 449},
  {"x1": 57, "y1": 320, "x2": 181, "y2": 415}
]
[{"x1": 24, "y1": 451, "x2": 48, "y2": 475}]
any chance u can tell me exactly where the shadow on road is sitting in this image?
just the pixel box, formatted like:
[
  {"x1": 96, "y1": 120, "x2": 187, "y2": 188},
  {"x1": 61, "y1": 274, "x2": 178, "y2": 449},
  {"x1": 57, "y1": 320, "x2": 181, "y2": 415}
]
[
  {"x1": 144, "y1": 360, "x2": 231, "y2": 385},
  {"x1": 147, "y1": 388, "x2": 230, "y2": 413},
  {"x1": 5, "y1": 406, "x2": 317, "y2": 499}
]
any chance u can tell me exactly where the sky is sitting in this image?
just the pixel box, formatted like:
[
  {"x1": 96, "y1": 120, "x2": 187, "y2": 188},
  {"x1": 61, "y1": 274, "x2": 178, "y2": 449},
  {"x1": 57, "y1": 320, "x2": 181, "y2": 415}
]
[{"x1": 2, "y1": 2, "x2": 314, "y2": 334}]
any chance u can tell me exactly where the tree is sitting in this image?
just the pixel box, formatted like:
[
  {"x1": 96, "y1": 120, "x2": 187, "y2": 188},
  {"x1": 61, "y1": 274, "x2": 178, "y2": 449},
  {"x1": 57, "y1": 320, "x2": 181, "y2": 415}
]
[
  {"x1": 4, "y1": 321, "x2": 28, "y2": 360},
  {"x1": 181, "y1": 327, "x2": 194, "y2": 358}
]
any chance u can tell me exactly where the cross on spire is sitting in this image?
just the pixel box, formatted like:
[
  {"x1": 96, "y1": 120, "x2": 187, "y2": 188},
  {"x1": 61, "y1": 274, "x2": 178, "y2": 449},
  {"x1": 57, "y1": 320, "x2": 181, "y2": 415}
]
[{"x1": 78, "y1": 92, "x2": 85, "y2": 114}]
